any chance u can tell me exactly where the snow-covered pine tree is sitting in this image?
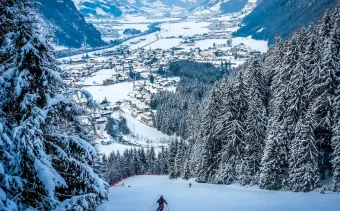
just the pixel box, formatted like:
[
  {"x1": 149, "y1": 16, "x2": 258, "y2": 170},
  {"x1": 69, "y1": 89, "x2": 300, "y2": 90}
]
[
  {"x1": 182, "y1": 159, "x2": 191, "y2": 180},
  {"x1": 196, "y1": 83, "x2": 223, "y2": 183},
  {"x1": 214, "y1": 71, "x2": 247, "y2": 184},
  {"x1": 239, "y1": 59, "x2": 267, "y2": 186},
  {"x1": 259, "y1": 121, "x2": 279, "y2": 190},
  {"x1": 286, "y1": 28, "x2": 308, "y2": 121},
  {"x1": 309, "y1": 11, "x2": 338, "y2": 180},
  {"x1": 331, "y1": 4, "x2": 340, "y2": 58},
  {"x1": 287, "y1": 109, "x2": 319, "y2": 192},
  {"x1": 319, "y1": 11, "x2": 333, "y2": 39},
  {"x1": 331, "y1": 4, "x2": 340, "y2": 192},
  {"x1": 263, "y1": 35, "x2": 284, "y2": 87},
  {"x1": 277, "y1": 31, "x2": 303, "y2": 141},
  {"x1": 147, "y1": 147, "x2": 156, "y2": 173},
  {"x1": 168, "y1": 140, "x2": 178, "y2": 178},
  {"x1": 159, "y1": 146, "x2": 169, "y2": 174},
  {"x1": 332, "y1": 80, "x2": 340, "y2": 192},
  {"x1": 0, "y1": 0, "x2": 108, "y2": 210},
  {"x1": 175, "y1": 140, "x2": 186, "y2": 177}
]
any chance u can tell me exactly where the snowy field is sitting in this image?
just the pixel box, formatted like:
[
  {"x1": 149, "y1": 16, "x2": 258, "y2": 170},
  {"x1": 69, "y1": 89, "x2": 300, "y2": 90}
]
[
  {"x1": 117, "y1": 15, "x2": 181, "y2": 24},
  {"x1": 81, "y1": 69, "x2": 116, "y2": 86},
  {"x1": 182, "y1": 39, "x2": 227, "y2": 50},
  {"x1": 160, "y1": 21, "x2": 210, "y2": 36},
  {"x1": 95, "y1": 112, "x2": 171, "y2": 156},
  {"x1": 84, "y1": 82, "x2": 133, "y2": 105},
  {"x1": 58, "y1": 32, "x2": 159, "y2": 60},
  {"x1": 98, "y1": 176, "x2": 340, "y2": 211},
  {"x1": 147, "y1": 38, "x2": 182, "y2": 49},
  {"x1": 233, "y1": 36, "x2": 268, "y2": 52},
  {"x1": 114, "y1": 23, "x2": 150, "y2": 33},
  {"x1": 121, "y1": 113, "x2": 171, "y2": 141}
]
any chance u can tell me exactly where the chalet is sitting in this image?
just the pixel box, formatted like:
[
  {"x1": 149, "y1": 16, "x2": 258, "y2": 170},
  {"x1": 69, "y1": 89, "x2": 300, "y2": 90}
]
[
  {"x1": 140, "y1": 115, "x2": 153, "y2": 126},
  {"x1": 103, "y1": 78, "x2": 115, "y2": 85}
]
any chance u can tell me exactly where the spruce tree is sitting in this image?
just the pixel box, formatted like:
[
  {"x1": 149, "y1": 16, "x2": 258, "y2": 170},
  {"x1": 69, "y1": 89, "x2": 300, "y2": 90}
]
[
  {"x1": 240, "y1": 59, "x2": 267, "y2": 186},
  {"x1": 332, "y1": 82, "x2": 340, "y2": 192},
  {"x1": 0, "y1": 0, "x2": 108, "y2": 210},
  {"x1": 168, "y1": 141, "x2": 178, "y2": 178},
  {"x1": 196, "y1": 84, "x2": 223, "y2": 183},
  {"x1": 331, "y1": 4, "x2": 340, "y2": 192},
  {"x1": 287, "y1": 109, "x2": 319, "y2": 192}
]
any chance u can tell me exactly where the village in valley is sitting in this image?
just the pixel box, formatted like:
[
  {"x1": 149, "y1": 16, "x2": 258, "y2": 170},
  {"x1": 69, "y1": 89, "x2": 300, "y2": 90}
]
[{"x1": 56, "y1": 1, "x2": 267, "y2": 155}]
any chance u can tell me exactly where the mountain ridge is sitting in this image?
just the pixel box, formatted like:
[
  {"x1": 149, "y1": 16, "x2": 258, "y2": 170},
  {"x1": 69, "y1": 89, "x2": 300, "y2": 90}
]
[
  {"x1": 36, "y1": 0, "x2": 105, "y2": 48},
  {"x1": 234, "y1": 0, "x2": 338, "y2": 44}
]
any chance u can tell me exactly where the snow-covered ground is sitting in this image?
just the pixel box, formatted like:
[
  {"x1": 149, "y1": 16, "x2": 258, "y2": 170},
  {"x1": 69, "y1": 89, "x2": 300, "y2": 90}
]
[
  {"x1": 81, "y1": 69, "x2": 116, "y2": 86},
  {"x1": 98, "y1": 175, "x2": 340, "y2": 211},
  {"x1": 233, "y1": 36, "x2": 268, "y2": 52},
  {"x1": 84, "y1": 82, "x2": 133, "y2": 105},
  {"x1": 147, "y1": 38, "x2": 182, "y2": 49},
  {"x1": 121, "y1": 113, "x2": 172, "y2": 141},
  {"x1": 182, "y1": 39, "x2": 227, "y2": 50},
  {"x1": 114, "y1": 23, "x2": 150, "y2": 33},
  {"x1": 160, "y1": 21, "x2": 210, "y2": 37}
]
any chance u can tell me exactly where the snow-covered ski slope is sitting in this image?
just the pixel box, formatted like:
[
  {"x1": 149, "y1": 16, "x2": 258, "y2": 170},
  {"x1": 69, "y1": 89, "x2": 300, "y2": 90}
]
[{"x1": 98, "y1": 175, "x2": 340, "y2": 211}]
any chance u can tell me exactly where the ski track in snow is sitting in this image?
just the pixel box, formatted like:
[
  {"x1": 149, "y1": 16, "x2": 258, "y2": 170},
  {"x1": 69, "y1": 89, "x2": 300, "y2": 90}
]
[{"x1": 98, "y1": 175, "x2": 340, "y2": 211}]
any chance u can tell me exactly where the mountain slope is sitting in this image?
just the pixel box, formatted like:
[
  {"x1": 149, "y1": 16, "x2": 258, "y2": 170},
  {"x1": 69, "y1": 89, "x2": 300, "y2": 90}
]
[
  {"x1": 37, "y1": 0, "x2": 105, "y2": 48},
  {"x1": 73, "y1": 0, "x2": 205, "y2": 17},
  {"x1": 234, "y1": 0, "x2": 337, "y2": 44},
  {"x1": 76, "y1": 0, "x2": 123, "y2": 17},
  {"x1": 193, "y1": 0, "x2": 249, "y2": 14},
  {"x1": 97, "y1": 176, "x2": 340, "y2": 211}
]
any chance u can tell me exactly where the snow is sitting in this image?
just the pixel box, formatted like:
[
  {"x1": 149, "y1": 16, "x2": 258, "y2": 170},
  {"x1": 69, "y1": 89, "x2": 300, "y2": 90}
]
[
  {"x1": 84, "y1": 82, "x2": 133, "y2": 105},
  {"x1": 232, "y1": 36, "x2": 268, "y2": 52},
  {"x1": 147, "y1": 38, "x2": 182, "y2": 49},
  {"x1": 98, "y1": 175, "x2": 340, "y2": 211},
  {"x1": 81, "y1": 69, "x2": 116, "y2": 86},
  {"x1": 58, "y1": 31, "x2": 159, "y2": 61},
  {"x1": 97, "y1": 121, "x2": 166, "y2": 156},
  {"x1": 257, "y1": 28, "x2": 265, "y2": 33},
  {"x1": 121, "y1": 113, "x2": 171, "y2": 141},
  {"x1": 52, "y1": 44, "x2": 68, "y2": 51},
  {"x1": 0, "y1": 187, "x2": 6, "y2": 201},
  {"x1": 72, "y1": 0, "x2": 81, "y2": 7},
  {"x1": 95, "y1": 8, "x2": 107, "y2": 16},
  {"x1": 160, "y1": 21, "x2": 210, "y2": 37},
  {"x1": 114, "y1": 24, "x2": 150, "y2": 33},
  {"x1": 182, "y1": 39, "x2": 227, "y2": 50},
  {"x1": 119, "y1": 15, "x2": 181, "y2": 24}
]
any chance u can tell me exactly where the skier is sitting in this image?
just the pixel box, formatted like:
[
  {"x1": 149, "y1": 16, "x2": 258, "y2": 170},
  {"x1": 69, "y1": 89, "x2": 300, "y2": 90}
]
[
  {"x1": 189, "y1": 183, "x2": 192, "y2": 188},
  {"x1": 156, "y1": 195, "x2": 168, "y2": 211}
]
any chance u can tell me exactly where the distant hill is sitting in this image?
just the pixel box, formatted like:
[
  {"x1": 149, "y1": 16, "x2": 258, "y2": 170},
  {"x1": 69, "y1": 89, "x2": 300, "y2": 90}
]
[
  {"x1": 73, "y1": 0, "x2": 206, "y2": 18},
  {"x1": 75, "y1": 0, "x2": 123, "y2": 17},
  {"x1": 234, "y1": 0, "x2": 338, "y2": 44},
  {"x1": 36, "y1": 0, "x2": 105, "y2": 48},
  {"x1": 192, "y1": 0, "x2": 249, "y2": 14}
]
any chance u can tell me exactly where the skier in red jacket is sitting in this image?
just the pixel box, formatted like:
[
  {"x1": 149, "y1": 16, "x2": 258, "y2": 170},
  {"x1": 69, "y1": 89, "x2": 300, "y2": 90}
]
[{"x1": 156, "y1": 195, "x2": 168, "y2": 211}]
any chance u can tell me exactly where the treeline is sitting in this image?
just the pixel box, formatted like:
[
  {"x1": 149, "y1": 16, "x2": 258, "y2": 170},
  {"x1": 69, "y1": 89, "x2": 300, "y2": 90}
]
[
  {"x1": 102, "y1": 147, "x2": 169, "y2": 185},
  {"x1": 0, "y1": 1, "x2": 107, "y2": 210},
  {"x1": 168, "y1": 6, "x2": 340, "y2": 192},
  {"x1": 151, "y1": 61, "x2": 223, "y2": 137}
]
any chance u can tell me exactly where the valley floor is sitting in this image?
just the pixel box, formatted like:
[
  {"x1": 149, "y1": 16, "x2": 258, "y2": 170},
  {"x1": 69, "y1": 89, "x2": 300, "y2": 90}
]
[{"x1": 98, "y1": 175, "x2": 340, "y2": 211}]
